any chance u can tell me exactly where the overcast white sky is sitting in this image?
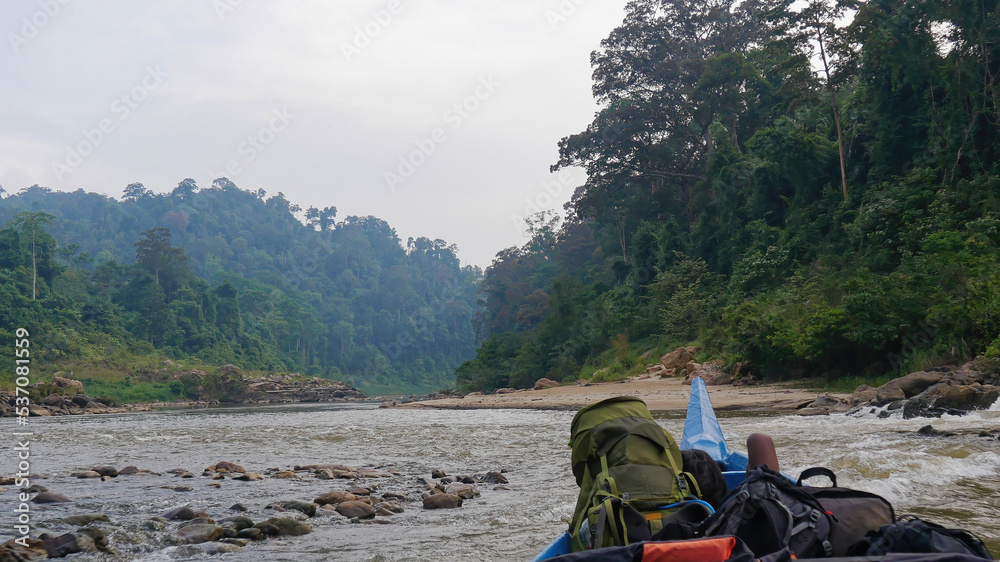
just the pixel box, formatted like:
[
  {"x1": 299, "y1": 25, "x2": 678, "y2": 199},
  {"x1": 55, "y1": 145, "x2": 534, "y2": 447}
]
[{"x1": 1, "y1": 0, "x2": 631, "y2": 268}]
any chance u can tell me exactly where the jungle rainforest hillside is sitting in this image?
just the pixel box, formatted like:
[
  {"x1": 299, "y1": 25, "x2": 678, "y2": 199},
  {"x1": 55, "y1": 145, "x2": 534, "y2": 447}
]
[
  {"x1": 457, "y1": 0, "x2": 1000, "y2": 391},
  {"x1": 0, "y1": 180, "x2": 481, "y2": 395}
]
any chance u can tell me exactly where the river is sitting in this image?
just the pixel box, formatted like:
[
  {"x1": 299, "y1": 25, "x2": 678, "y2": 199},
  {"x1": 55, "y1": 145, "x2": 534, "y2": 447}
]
[{"x1": 2, "y1": 400, "x2": 998, "y2": 561}]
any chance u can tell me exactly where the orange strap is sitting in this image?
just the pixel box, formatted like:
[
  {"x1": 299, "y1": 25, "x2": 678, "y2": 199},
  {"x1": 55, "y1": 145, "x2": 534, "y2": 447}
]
[{"x1": 642, "y1": 537, "x2": 737, "y2": 562}]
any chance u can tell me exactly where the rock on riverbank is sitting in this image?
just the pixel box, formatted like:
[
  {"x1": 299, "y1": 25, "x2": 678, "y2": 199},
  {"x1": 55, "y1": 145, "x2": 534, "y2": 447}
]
[{"x1": 800, "y1": 359, "x2": 1000, "y2": 418}]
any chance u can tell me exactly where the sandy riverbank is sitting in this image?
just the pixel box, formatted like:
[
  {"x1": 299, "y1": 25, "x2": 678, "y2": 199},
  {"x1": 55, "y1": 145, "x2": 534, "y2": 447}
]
[{"x1": 394, "y1": 377, "x2": 847, "y2": 412}]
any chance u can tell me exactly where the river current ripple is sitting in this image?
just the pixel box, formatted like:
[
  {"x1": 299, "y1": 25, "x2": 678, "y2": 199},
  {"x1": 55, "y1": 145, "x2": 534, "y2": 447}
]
[{"x1": 1, "y1": 401, "x2": 998, "y2": 561}]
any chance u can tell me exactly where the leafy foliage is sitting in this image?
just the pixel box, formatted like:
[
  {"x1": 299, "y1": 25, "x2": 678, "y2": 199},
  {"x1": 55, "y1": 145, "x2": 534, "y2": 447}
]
[
  {"x1": 458, "y1": 0, "x2": 1000, "y2": 391},
  {"x1": 0, "y1": 181, "x2": 480, "y2": 394}
]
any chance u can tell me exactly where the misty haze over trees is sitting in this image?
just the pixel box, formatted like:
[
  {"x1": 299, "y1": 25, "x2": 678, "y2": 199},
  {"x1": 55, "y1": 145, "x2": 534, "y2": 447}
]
[{"x1": 0, "y1": 180, "x2": 480, "y2": 394}]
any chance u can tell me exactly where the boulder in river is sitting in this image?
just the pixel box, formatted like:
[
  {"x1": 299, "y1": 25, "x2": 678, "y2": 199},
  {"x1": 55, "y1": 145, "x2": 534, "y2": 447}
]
[
  {"x1": 199, "y1": 542, "x2": 244, "y2": 555},
  {"x1": 374, "y1": 501, "x2": 405, "y2": 516},
  {"x1": 314, "y1": 491, "x2": 357, "y2": 506},
  {"x1": 234, "y1": 472, "x2": 264, "y2": 481},
  {"x1": 797, "y1": 395, "x2": 851, "y2": 416},
  {"x1": 73, "y1": 470, "x2": 102, "y2": 479},
  {"x1": 211, "y1": 461, "x2": 246, "y2": 473},
  {"x1": 419, "y1": 476, "x2": 442, "y2": 490},
  {"x1": 255, "y1": 517, "x2": 312, "y2": 536},
  {"x1": 876, "y1": 371, "x2": 945, "y2": 404},
  {"x1": 852, "y1": 361, "x2": 1000, "y2": 418},
  {"x1": 480, "y1": 471, "x2": 508, "y2": 484},
  {"x1": 219, "y1": 516, "x2": 255, "y2": 531},
  {"x1": 0, "y1": 537, "x2": 47, "y2": 560},
  {"x1": 237, "y1": 527, "x2": 265, "y2": 541},
  {"x1": 917, "y1": 425, "x2": 958, "y2": 437},
  {"x1": 423, "y1": 493, "x2": 463, "y2": 509},
  {"x1": 269, "y1": 500, "x2": 316, "y2": 517},
  {"x1": 91, "y1": 466, "x2": 118, "y2": 477},
  {"x1": 926, "y1": 383, "x2": 999, "y2": 410},
  {"x1": 335, "y1": 500, "x2": 375, "y2": 519},
  {"x1": 163, "y1": 506, "x2": 200, "y2": 521},
  {"x1": 33, "y1": 491, "x2": 72, "y2": 503},
  {"x1": 41, "y1": 531, "x2": 98, "y2": 558},
  {"x1": 849, "y1": 385, "x2": 878, "y2": 406},
  {"x1": 444, "y1": 483, "x2": 480, "y2": 499},
  {"x1": 143, "y1": 518, "x2": 168, "y2": 531},
  {"x1": 176, "y1": 523, "x2": 224, "y2": 544}
]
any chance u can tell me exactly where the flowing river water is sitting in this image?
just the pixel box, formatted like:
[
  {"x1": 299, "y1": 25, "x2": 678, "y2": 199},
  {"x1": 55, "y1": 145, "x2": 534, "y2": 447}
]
[{"x1": 2, "y1": 399, "x2": 999, "y2": 561}]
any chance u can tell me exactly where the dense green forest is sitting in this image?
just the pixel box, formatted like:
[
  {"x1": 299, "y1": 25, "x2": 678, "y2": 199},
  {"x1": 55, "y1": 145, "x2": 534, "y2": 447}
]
[
  {"x1": 457, "y1": 0, "x2": 1000, "y2": 391},
  {"x1": 0, "y1": 180, "x2": 481, "y2": 394}
]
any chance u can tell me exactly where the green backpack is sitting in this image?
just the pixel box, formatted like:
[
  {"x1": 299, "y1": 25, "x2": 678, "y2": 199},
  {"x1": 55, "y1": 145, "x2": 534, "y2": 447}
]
[{"x1": 568, "y1": 396, "x2": 700, "y2": 552}]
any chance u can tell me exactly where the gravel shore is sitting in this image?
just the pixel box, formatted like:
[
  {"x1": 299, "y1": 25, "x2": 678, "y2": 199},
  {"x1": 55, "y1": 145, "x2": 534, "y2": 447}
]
[{"x1": 394, "y1": 376, "x2": 845, "y2": 412}]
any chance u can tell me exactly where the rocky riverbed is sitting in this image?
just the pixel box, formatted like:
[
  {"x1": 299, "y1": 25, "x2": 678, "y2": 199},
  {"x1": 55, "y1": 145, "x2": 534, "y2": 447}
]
[{"x1": 0, "y1": 458, "x2": 510, "y2": 560}]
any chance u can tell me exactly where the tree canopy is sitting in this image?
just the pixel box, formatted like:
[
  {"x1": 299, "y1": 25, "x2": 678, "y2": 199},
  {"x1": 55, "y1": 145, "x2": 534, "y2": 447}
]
[
  {"x1": 0, "y1": 180, "x2": 481, "y2": 393},
  {"x1": 458, "y1": 0, "x2": 1000, "y2": 391}
]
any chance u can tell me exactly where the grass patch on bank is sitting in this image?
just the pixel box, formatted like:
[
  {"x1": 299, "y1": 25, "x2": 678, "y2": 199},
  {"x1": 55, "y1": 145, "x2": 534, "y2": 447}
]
[
  {"x1": 76, "y1": 380, "x2": 184, "y2": 404},
  {"x1": 783, "y1": 373, "x2": 899, "y2": 394},
  {"x1": 580, "y1": 335, "x2": 689, "y2": 383}
]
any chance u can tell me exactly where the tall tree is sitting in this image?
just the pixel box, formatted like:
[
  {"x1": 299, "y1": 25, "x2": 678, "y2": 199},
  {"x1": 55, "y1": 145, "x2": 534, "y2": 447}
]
[
  {"x1": 795, "y1": 0, "x2": 858, "y2": 200},
  {"x1": 554, "y1": 0, "x2": 789, "y2": 260},
  {"x1": 134, "y1": 227, "x2": 187, "y2": 285},
  {"x1": 122, "y1": 182, "x2": 151, "y2": 201},
  {"x1": 10, "y1": 211, "x2": 57, "y2": 300},
  {"x1": 171, "y1": 178, "x2": 199, "y2": 200},
  {"x1": 319, "y1": 206, "x2": 337, "y2": 231}
]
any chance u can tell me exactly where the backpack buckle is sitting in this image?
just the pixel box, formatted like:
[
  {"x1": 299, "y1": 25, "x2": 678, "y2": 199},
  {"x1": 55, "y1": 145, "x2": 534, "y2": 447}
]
[{"x1": 676, "y1": 475, "x2": 689, "y2": 495}]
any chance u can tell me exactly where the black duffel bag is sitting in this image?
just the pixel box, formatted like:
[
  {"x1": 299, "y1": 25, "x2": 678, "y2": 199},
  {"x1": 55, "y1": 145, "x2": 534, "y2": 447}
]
[
  {"x1": 797, "y1": 467, "x2": 896, "y2": 556},
  {"x1": 855, "y1": 515, "x2": 994, "y2": 559}
]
